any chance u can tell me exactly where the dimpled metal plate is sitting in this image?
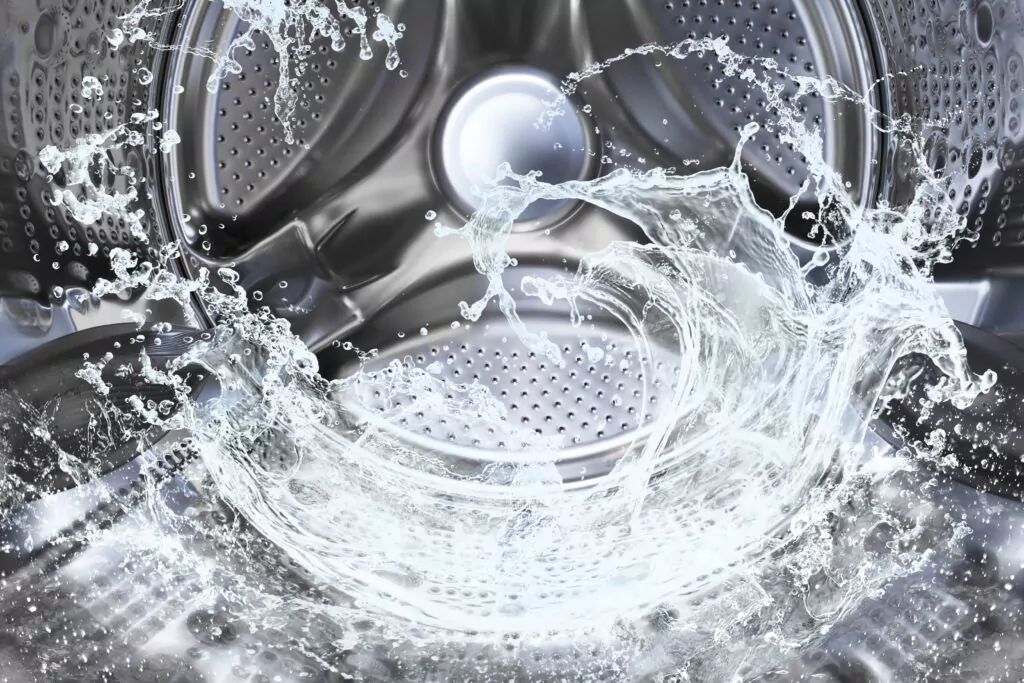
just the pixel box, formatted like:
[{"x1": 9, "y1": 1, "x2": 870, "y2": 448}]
[{"x1": 346, "y1": 321, "x2": 680, "y2": 449}]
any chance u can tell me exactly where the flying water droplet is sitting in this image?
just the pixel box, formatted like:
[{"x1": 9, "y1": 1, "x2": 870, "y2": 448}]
[{"x1": 159, "y1": 130, "x2": 181, "y2": 153}]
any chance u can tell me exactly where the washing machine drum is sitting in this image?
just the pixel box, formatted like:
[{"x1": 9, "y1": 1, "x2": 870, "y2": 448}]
[{"x1": 2, "y1": 1, "x2": 1024, "y2": 682}]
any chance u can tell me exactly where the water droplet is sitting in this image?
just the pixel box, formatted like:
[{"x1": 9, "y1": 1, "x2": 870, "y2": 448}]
[
  {"x1": 107, "y1": 29, "x2": 124, "y2": 49},
  {"x1": 81, "y1": 76, "x2": 103, "y2": 100},
  {"x1": 419, "y1": 327, "x2": 429, "y2": 336}
]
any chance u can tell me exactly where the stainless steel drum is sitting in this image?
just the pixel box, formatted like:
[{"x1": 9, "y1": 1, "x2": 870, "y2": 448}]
[{"x1": 3, "y1": 0, "x2": 1024, "y2": 681}]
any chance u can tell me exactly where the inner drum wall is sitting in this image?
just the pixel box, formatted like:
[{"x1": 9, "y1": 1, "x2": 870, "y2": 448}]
[{"x1": 0, "y1": 0, "x2": 1022, "y2": 305}]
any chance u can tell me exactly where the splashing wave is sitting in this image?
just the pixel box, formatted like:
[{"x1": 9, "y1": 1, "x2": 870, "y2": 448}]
[{"x1": 29, "y1": 31, "x2": 994, "y2": 682}]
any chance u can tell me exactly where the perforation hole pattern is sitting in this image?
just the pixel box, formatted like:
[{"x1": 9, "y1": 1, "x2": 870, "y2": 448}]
[{"x1": 655, "y1": 0, "x2": 822, "y2": 190}]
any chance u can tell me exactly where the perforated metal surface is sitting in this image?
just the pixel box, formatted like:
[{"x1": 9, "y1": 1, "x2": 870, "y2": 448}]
[
  {"x1": 4, "y1": 0, "x2": 1024, "y2": 681},
  {"x1": 577, "y1": 0, "x2": 879, "y2": 241},
  {"x1": 346, "y1": 322, "x2": 680, "y2": 450},
  {"x1": 164, "y1": 0, "x2": 437, "y2": 261},
  {"x1": 860, "y1": 0, "x2": 1024, "y2": 273},
  {"x1": 0, "y1": 0, "x2": 170, "y2": 301},
  {"x1": 643, "y1": 0, "x2": 831, "y2": 192}
]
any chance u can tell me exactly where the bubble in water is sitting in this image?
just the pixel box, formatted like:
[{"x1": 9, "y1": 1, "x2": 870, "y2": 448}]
[
  {"x1": 137, "y1": 67, "x2": 154, "y2": 85},
  {"x1": 107, "y1": 28, "x2": 125, "y2": 49},
  {"x1": 159, "y1": 130, "x2": 181, "y2": 153},
  {"x1": 81, "y1": 76, "x2": 103, "y2": 100},
  {"x1": 424, "y1": 210, "x2": 437, "y2": 221},
  {"x1": 582, "y1": 343, "x2": 605, "y2": 363}
]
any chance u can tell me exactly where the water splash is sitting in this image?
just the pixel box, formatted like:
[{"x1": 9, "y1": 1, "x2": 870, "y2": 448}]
[
  {"x1": 116, "y1": 0, "x2": 403, "y2": 144},
  {"x1": 14, "y1": 23, "x2": 996, "y2": 683},
  {"x1": 37, "y1": 108, "x2": 170, "y2": 243}
]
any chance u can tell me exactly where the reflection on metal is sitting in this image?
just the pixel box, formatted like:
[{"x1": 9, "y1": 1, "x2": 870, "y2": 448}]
[{"x1": 933, "y1": 280, "x2": 992, "y2": 326}]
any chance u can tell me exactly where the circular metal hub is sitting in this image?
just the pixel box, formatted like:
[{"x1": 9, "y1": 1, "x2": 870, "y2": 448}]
[{"x1": 438, "y1": 67, "x2": 590, "y2": 221}]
